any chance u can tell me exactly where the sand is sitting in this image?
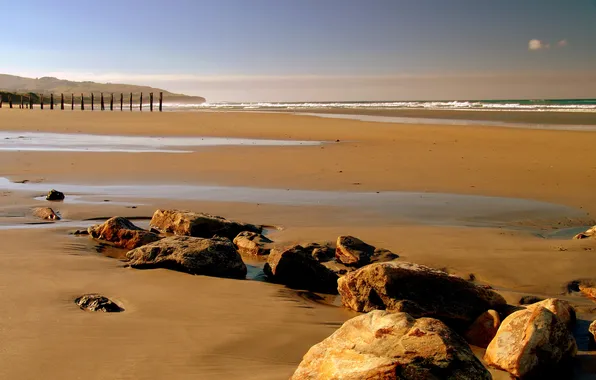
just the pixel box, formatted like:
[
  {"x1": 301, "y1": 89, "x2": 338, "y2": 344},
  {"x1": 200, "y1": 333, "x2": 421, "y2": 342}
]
[{"x1": 0, "y1": 108, "x2": 595, "y2": 379}]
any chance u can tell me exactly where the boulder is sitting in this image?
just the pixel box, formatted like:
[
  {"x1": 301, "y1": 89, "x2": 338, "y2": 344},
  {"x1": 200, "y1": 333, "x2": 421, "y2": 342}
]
[
  {"x1": 304, "y1": 242, "x2": 335, "y2": 262},
  {"x1": 589, "y1": 320, "x2": 596, "y2": 344},
  {"x1": 33, "y1": 207, "x2": 60, "y2": 220},
  {"x1": 46, "y1": 189, "x2": 65, "y2": 201},
  {"x1": 484, "y1": 306, "x2": 577, "y2": 378},
  {"x1": 75, "y1": 294, "x2": 123, "y2": 312},
  {"x1": 337, "y1": 262, "x2": 506, "y2": 327},
  {"x1": 335, "y1": 235, "x2": 376, "y2": 266},
  {"x1": 149, "y1": 209, "x2": 261, "y2": 240},
  {"x1": 525, "y1": 298, "x2": 576, "y2": 329},
  {"x1": 464, "y1": 310, "x2": 500, "y2": 348},
  {"x1": 88, "y1": 217, "x2": 160, "y2": 250},
  {"x1": 573, "y1": 225, "x2": 596, "y2": 239},
  {"x1": 126, "y1": 236, "x2": 247, "y2": 279},
  {"x1": 264, "y1": 245, "x2": 339, "y2": 294},
  {"x1": 292, "y1": 310, "x2": 491, "y2": 380},
  {"x1": 233, "y1": 231, "x2": 272, "y2": 256}
]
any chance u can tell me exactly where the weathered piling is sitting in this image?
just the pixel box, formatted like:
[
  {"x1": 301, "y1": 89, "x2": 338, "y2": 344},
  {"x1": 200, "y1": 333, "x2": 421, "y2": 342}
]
[
  {"x1": 120, "y1": 93, "x2": 123, "y2": 111},
  {"x1": 8, "y1": 95, "x2": 12, "y2": 109},
  {"x1": 29, "y1": 95, "x2": 33, "y2": 109},
  {"x1": 129, "y1": 93, "x2": 133, "y2": 111},
  {"x1": 159, "y1": 92, "x2": 163, "y2": 112},
  {"x1": 40, "y1": 94, "x2": 44, "y2": 109},
  {"x1": 50, "y1": 94, "x2": 54, "y2": 110},
  {"x1": 100, "y1": 93, "x2": 105, "y2": 111},
  {"x1": 91, "y1": 93, "x2": 94, "y2": 111},
  {"x1": 81, "y1": 93, "x2": 85, "y2": 110},
  {"x1": 20, "y1": 95, "x2": 23, "y2": 109},
  {"x1": 71, "y1": 94, "x2": 74, "y2": 110},
  {"x1": 110, "y1": 93, "x2": 114, "y2": 111},
  {"x1": 140, "y1": 92, "x2": 143, "y2": 111},
  {"x1": 150, "y1": 92, "x2": 154, "y2": 112},
  {"x1": 61, "y1": 94, "x2": 65, "y2": 110}
]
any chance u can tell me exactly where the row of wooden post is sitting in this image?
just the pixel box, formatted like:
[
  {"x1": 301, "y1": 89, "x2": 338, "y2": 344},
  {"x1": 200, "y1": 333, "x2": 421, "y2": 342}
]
[{"x1": 0, "y1": 92, "x2": 163, "y2": 111}]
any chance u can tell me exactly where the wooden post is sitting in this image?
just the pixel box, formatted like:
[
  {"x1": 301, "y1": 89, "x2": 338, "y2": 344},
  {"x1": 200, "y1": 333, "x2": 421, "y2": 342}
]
[
  {"x1": 71, "y1": 94, "x2": 74, "y2": 110},
  {"x1": 40, "y1": 94, "x2": 44, "y2": 109},
  {"x1": 129, "y1": 93, "x2": 133, "y2": 111},
  {"x1": 81, "y1": 93, "x2": 85, "y2": 110},
  {"x1": 159, "y1": 92, "x2": 163, "y2": 112},
  {"x1": 120, "y1": 93, "x2": 123, "y2": 111},
  {"x1": 50, "y1": 94, "x2": 54, "y2": 110},
  {"x1": 91, "y1": 93, "x2": 94, "y2": 111},
  {"x1": 100, "y1": 93, "x2": 104, "y2": 111},
  {"x1": 150, "y1": 92, "x2": 153, "y2": 112},
  {"x1": 110, "y1": 93, "x2": 114, "y2": 111},
  {"x1": 8, "y1": 95, "x2": 12, "y2": 109},
  {"x1": 19, "y1": 95, "x2": 23, "y2": 109},
  {"x1": 29, "y1": 95, "x2": 33, "y2": 109},
  {"x1": 61, "y1": 94, "x2": 64, "y2": 110},
  {"x1": 140, "y1": 92, "x2": 143, "y2": 111}
]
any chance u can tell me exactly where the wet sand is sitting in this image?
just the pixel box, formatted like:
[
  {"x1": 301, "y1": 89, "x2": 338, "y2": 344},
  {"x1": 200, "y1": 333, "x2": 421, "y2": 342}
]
[{"x1": 1, "y1": 109, "x2": 596, "y2": 379}]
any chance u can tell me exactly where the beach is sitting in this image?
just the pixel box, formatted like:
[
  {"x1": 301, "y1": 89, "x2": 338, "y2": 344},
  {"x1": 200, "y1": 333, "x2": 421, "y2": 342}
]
[{"x1": 1, "y1": 109, "x2": 596, "y2": 379}]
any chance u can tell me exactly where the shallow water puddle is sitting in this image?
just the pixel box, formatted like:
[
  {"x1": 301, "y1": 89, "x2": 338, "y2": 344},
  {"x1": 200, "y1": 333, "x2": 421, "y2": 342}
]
[
  {"x1": 0, "y1": 132, "x2": 322, "y2": 153},
  {"x1": 0, "y1": 177, "x2": 587, "y2": 228}
]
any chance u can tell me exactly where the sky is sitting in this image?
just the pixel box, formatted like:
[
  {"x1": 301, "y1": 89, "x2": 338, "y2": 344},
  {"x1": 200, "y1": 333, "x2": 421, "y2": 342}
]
[{"x1": 1, "y1": 0, "x2": 595, "y2": 102}]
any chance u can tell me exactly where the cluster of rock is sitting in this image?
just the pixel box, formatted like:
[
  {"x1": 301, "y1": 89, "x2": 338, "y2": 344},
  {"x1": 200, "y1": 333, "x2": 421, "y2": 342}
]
[{"x1": 82, "y1": 209, "x2": 590, "y2": 379}]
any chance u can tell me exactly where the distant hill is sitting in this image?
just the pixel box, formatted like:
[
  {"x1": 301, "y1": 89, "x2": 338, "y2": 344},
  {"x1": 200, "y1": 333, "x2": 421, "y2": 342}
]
[{"x1": 0, "y1": 74, "x2": 205, "y2": 104}]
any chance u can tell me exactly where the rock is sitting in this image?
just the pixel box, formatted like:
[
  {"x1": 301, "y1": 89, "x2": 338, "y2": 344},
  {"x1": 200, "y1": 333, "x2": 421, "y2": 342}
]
[
  {"x1": 566, "y1": 279, "x2": 596, "y2": 301},
  {"x1": 525, "y1": 298, "x2": 576, "y2": 329},
  {"x1": 126, "y1": 236, "x2": 247, "y2": 279},
  {"x1": 72, "y1": 229, "x2": 89, "y2": 235},
  {"x1": 149, "y1": 209, "x2": 261, "y2": 240},
  {"x1": 519, "y1": 295, "x2": 544, "y2": 305},
  {"x1": 88, "y1": 217, "x2": 160, "y2": 250},
  {"x1": 589, "y1": 320, "x2": 596, "y2": 344},
  {"x1": 484, "y1": 306, "x2": 577, "y2": 378},
  {"x1": 304, "y1": 242, "x2": 335, "y2": 262},
  {"x1": 464, "y1": 310, "x2": 500, "y2": 348},
  {"x1": 291, "y1": 310, "x2": 491, "y2": 380},
  {"x1": 337, "y1": 262, "x2": 506, "y2": 327},
  {"x1": 233, "y1": 231, "x2": 272, "y2": 256},
  {"x1": 75, "y1": 294, "x2": 123, "y2": 312},
  {"x1": 335, "y1": 235, "x2": 376, "y2": 266},
  {"x1": 33, "y1": 207, "x2": 60, "y2": 220},
  {"x1": 264, "y1": 245, "x2": 339, "y2": 294},
  {"x1": 46, "y1": 189, "x2": 65, "y2": 201},
  {"x1": 573, "y1": 225, "x2": 596, "y2": 239}
]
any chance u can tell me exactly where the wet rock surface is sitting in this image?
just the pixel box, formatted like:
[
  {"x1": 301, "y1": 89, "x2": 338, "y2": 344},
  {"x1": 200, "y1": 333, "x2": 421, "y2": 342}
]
[
  {"x1": 126, "y1": 236, "x2": 247, "y2": 279},
  {"x1": 337, "y1": 261, "x2": 506, "y2": 327},
  {"x1": 88, "y1": 216, "x2": 160, "y2": 249},
  {"x1": 46, "y1": 189, "x2": 65, "y2": 201},
  {"x1": 264, "y1": 245, "x2": 339, "y2": 294},
  {"x1": 292, "y1": 310, "x2": 491, "y2": 380},
  {"x1": 233, "y1": 231, "x2": 272, "y2": 256},
  {"x1": 150, "y1": 209, "x2": 261, "y2": 240},
  {"x1": 75, "y1": 294, "x2": 123, "y2": 312}
]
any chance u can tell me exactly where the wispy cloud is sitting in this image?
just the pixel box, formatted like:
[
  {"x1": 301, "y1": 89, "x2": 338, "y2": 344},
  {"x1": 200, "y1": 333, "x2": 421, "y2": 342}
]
[
  {"x1": 557, "y1": 39, "x2": 568, "y2": 47},
  {"x1": 529, "y1": 39, "x2": 568, "y2": 51}
]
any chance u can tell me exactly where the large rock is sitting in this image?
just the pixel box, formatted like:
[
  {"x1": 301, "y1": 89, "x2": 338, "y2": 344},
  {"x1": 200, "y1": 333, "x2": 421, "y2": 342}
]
[
  {"x1": 46, "y1": 189, "x2": 65, "y2": 201},
  {"x1": 264, "y1": 245, "x2": 339, "y2": 294},
  {"x1": 589, "y1": 320, "x2": 596, "y2": 344},
  {"x1": 525, "y1": 298, "x2": 576, "y2": 329},
  {"x1": 88, "y1": 217, "x2": 160, "y2": 250},
  {"x1": 485, "y1": 306, "x2": 577, "y2": 378},
  {"x1": 75, "y1": 294, "x2": 123, "y2": 312},
  {"x1": 150, "y1": 209, "x2": 261, "y2": 240},
  {"x1": 464, "y1": 310, "x2": 500, "y2": 348},
  {"x1": 337, "y1": 262, "x2": 506, "y2": 327},
  {"x1": 335, "y1": 235, "x2": 376, "y2": 266},
  {"x1": 233, "y1": 231, "x2": 272, "y2": 256},
  {"x1": 292, "y1": 310, "x2": 491, "y2": 380},
  {"x1": 126, "y1": 236, "x2": 247, "y2": 279},
  {"x1": 33, "y1": 207, "x2": 60, "y2": 220},
  {"x1": 573, "y1": 225, "x2": 596, "y2": 239}
]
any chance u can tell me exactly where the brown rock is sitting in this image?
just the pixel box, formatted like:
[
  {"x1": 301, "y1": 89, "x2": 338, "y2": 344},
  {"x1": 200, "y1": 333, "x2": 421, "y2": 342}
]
[
  {"x1": 337, "y1": 262, "x2": 506, "y2": 327},
  {"x1": 75, "y1": 294, "x2": 123, "y2": 312},
  {"x1": 264, "y1": 245, "x2": 339, "y2": 294},
  {"x1": 303, "y1": 242, "x2": 335, "y2": 262},
  {"x1": 292, "y1": 310, "x2": 491, "y2": 380},
  {"x1": 464, "y1": 310, "x2": 500, "y2": 348},
  {"x1": 525, "y1": 298, "x2": 576, "y2": 329},
  {"x1": 233, "y1": 231, "x2": 272, "y2": 256},
  {"x1": 566, "y1": 279, "x2": 596, "y2": 302},
  {"x1": 88, "y1": 217, "x2": 160, "y2": 250},
  {"x1": 484, "y1": 306, "x2": 577, "y2": 378},
  {"x1": 335, "y1": 235, "x2": 375, "y2": 266},
  {"x1": 45, "y1": 189, "x2": 65, "y2": 201},
  {"x1": 126, "y1": 236, "x2": 247, "y2": 279},
  {"x1": 149, "y1": 209, "x2": 261, "y2": 240},
  {"x1": 589, "y1": 320, "x2": 596, "y2": 344},
  {"x1": 32, "y1": 207, "x2": 60, "y2": 220},
  {"x1": 573, "y1": 225, "x2": 596, "y2": 239}
]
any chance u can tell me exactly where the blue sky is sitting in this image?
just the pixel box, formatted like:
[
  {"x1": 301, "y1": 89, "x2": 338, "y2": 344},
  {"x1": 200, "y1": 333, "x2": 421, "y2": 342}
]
[{"x1": 1, "y1": 0, "x2": 595, "y2": 101}]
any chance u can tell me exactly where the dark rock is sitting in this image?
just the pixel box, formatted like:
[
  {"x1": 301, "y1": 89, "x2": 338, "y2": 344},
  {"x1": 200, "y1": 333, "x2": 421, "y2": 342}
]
[
  {"x1": 292, "y1": 310, "x2": 491, "y2": 380},
  {"x1": 519, "y1": 295, "x2": 544, "y2": 305},
  {"x1": 75, "y1": 294, "x2": 123, "y2": 312},
  {"x1": 126, "y1": 236, "x2": 247, "y2": 279},
  {"x1": 46, "y1": 189, "x2": 65, "y2": 201},
  {"x1": 88, "y1": 217, "x2": 160, "y2": 250},
  {"x1": 233, "y1": 231, "x2": 272, "y2": 256},
  {"x1": 337, "y1": 261, "x2": 506, "y2": 328},
  {"x1": 304, "y1": 242, "x2": 335, "y2": 262},
  {"x1": 264, "y1": 245, "x2": 339, "y2": 294},
  {"x1": 149, "y1": 209, "x2": 261, "y2": 240},
  {"x1": 335, "y1": 235, "x2": 375, "y2": 266}
]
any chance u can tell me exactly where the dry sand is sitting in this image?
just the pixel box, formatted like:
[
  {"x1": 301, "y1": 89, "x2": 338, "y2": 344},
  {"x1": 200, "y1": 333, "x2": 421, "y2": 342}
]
[{"x1": 0, "y1": 109, "x2": 595, "y2": 379}]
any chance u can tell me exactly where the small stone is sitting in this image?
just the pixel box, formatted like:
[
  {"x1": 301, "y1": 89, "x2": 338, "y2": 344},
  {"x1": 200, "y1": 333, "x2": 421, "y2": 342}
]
[
  {"x1": 33, "y1": 207, "x2": 60, "y2": 220},
  {"x1": 75, "y1": 294, "x2": 123, "y2": 312},
  {"x1": 46, "y1": 189, "x2": 65, "y2": 201}
]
